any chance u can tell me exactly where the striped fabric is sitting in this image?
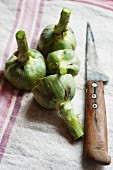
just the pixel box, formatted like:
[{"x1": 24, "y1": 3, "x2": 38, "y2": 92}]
[
  {"x1": 0, "y1": 0, "x2": 113, "y2": 169},
  {"x1": 71, "y1": 0, "x2": 113, "y2": 11},
  {"x1": 0, "y1": 0, "x2": 44, "y2": 161}
]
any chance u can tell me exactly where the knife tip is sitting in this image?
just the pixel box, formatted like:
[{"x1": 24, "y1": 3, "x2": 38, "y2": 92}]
[
  {"x1": 86, "y1": 22, "x2": 95, "y2": 42},
  {"x1": 87, "y1": 22, "x2": 90, "y2": 29}
]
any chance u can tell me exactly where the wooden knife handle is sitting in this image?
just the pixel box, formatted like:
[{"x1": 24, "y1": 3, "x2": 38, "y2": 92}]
[{"x1": 84, "y1": 81, "x2": 111, "y2": 165}]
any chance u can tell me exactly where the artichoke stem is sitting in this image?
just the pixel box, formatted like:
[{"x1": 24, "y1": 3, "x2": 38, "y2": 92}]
[
  {"x1": 16, "y1": 30, "x2": 29, "y2": 62},
  {"x1": 54, "y1": 8, "x2": 71, "y2": 35},
  {"x1": 59, "y1": 101, "x2": 84, "y2": 141}
]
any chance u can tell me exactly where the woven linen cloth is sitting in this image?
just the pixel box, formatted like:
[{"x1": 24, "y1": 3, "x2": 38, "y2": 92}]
[{"x1": 0, "y1": 0, "x2": 113, "y2": 169}]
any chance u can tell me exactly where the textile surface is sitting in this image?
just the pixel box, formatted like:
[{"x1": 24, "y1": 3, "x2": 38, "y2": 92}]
[{"x1": 0, "y1": 0, "x2": 113, "y2": 169}]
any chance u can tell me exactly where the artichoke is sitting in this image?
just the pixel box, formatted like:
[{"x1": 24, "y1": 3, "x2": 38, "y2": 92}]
[
  {"x1": 37, "y1": 8, "x2": 77, "y2": 58},
  {"x1": 47, "y1": 49, "x2": 80, "y2": 76},
  {"x1": 32, "y1": 74, "x2": 84, "y2": 140},
  {"x1": 4, "y1": 30, "x2": 46, "y2": 90}
]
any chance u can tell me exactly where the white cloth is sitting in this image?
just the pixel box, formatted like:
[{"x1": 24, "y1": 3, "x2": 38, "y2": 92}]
[{"x1": 0, "y1": 0, "x2": 113, "y2": 169}]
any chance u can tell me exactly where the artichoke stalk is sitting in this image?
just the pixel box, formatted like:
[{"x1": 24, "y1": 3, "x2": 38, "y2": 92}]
[
  {"x1": 4, "y1": 30, "x2": 46, "y2": 90},
  {"x1": 47, "y1": 49, "x2": 80, "y2": 76},
  {"x1": 37, "y1": 8, "x2": 77, "y2": 58},
  {"x1": 32, "y1": 74, "x2": 84, "y2": 141}
]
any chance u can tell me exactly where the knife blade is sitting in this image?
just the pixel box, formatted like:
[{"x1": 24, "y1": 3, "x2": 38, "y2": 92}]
[{"x1": 83, "y1": 23, "x2": 111, "y2": 165}]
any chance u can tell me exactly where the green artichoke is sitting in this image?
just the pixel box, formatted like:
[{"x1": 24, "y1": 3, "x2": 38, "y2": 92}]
[
  {"x1": 47, "y1": 49, "x2": 80, "y2": 76},
  {"x1": 4, "y1": 30, "x2": 46, "y2": 90},
  {"x1": 37, "y1": 8, "x2": 77, "y2": 58},
  {"x1": 32, "y1": 74, "x2": 84, "y2": 141}
]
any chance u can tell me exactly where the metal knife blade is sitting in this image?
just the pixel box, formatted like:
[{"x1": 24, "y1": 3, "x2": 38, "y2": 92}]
[
  {"x1": 84, "y1": 23, "x2": 111, "y2": 165},
  {"x1": 86, "y1": 22, "x2": 109, "y2": 82}
]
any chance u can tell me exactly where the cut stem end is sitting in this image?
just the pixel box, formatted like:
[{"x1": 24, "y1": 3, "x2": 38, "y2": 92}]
[
  {"x1": 16, "y1": 30, "x2": 26, "y2": 40},
  {"x1": 62, "y1": 7, "x2": 71, "y2": 15},
  {"x1": 59, "y1": 101, "x2": 84, "y2": 141}
]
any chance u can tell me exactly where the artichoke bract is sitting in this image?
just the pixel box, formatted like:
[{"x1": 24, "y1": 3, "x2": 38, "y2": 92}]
[
  {"x1": 32, "y1": 74, "x2": 84, "y2": 141},
  {"x1": 47, "y1": 49, "x2": 80, "y2": 76},
  {"x1": 4, "y1": 30, "x2": 46, "y2": 90},
  {"x1": 37, "y1": 8, "x2": 77, "y2": 58}
]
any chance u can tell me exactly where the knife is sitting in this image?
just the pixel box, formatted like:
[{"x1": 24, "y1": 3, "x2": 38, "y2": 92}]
[{"x1": 83, "y1": 23, "x2": 111, "y2": 165}]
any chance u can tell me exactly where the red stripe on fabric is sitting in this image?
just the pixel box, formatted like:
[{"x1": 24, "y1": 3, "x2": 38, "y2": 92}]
[
  {"x1": 19, "y1": 0, "x2": 29, "y2": 30},
  {"x1": 30, "y1": 0, "x2": 45, "y2": 48},
  {"x1": 0, "y1": 0, "x2": 23, "y2": 69},
  {"x1": 0, "y1": 70, "x2": 3, "y2": 76},
  {"x1": 21, "y1": 0, "x2": 37, "y2": 37},
  {"x1": 0, "y1": 0, "x2": 22, "y2": 132},
  {"x1": 13, "y1": 0, "x2": 29, "y2": 51},
  {"x1": 0, "y1": 0, "x2": 22, "y2": 128},
  {"x1": 0, "y1": 0, "x2": 45, "y2": 161},
  {"x1": 0, "y1": 91, "x2": 23, "y2": 161},
  {"x1": 0, "y1": 82, "x2": 14, "y2": 129},
  {"x1": 0, "y1": 0, "x2": 37, "y2": 131},
  {"x1": 0, "y1": 71, "x2": 3, "y2": 88},
  {"x1": 0, "y1": 0, "x2": 36, "y2": 130},
  {"x1": 71, "y1": 0, "x2": 113, "y2": 11}
]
